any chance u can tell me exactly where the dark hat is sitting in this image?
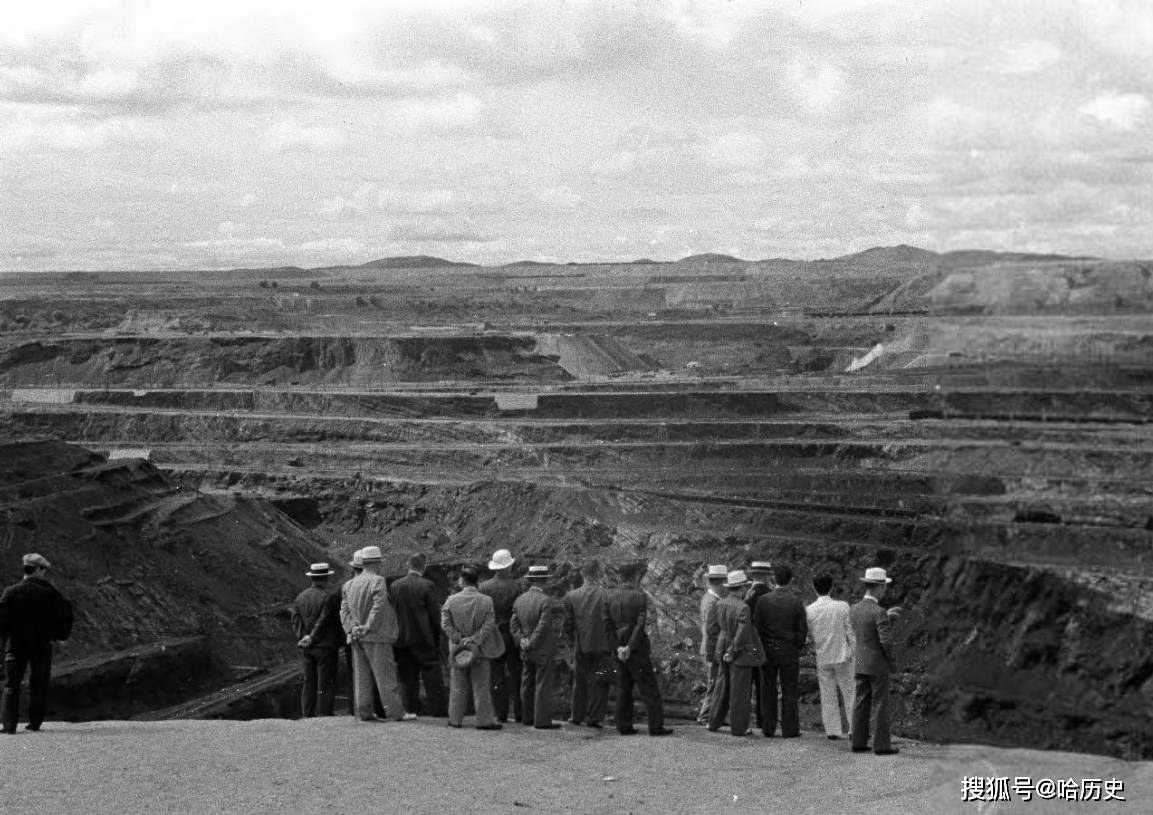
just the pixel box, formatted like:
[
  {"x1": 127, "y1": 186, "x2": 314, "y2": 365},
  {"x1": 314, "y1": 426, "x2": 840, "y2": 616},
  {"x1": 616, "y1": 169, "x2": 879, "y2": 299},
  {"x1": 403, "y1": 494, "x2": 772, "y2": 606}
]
[{"x1": 526, "y1": 565, "x2": 551, "y2": 580}]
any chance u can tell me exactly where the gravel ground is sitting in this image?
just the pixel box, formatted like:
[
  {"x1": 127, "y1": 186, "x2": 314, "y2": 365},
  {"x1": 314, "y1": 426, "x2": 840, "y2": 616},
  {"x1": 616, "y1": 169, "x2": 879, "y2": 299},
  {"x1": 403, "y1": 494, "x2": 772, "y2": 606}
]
[{"x1": 2, "y1": 718, "x2": 1149, "y2": 815}]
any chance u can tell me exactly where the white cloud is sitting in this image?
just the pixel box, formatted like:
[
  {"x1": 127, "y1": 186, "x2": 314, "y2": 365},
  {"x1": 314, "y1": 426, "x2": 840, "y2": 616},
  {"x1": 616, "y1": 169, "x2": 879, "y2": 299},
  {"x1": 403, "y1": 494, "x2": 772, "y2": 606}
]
[
  {"x1": 265, "y1": 120, "x2": 345, "y2": 151},
  {"x1": 1079, "y1": 92, "x2": 1150, "y2": 131},
  {"x1": 997, "y1": 40, "x2": 1061, "y2": 75},
  {"x1": 702, "y1": 130, "x2": 764, "y2": 168}
]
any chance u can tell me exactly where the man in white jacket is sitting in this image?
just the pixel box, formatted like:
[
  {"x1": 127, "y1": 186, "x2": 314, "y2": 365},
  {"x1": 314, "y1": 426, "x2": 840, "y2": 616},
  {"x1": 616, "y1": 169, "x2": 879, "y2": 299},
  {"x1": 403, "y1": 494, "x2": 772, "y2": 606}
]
[{"x1": 805, "y1": 573, "x2": 855, "y2": 739}]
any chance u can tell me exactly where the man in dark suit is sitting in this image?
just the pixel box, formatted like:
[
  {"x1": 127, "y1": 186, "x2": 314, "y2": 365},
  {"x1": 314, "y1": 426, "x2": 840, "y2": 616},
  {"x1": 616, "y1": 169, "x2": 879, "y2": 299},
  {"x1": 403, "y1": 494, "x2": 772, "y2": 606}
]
[
  {"x1": 744, "y1": 560, "x2": 773, "y2": 729},
  {"x1": 291, "y1": 562, "x2": 343, "y2": 717},
  {"x1": 0, "y1": 553, "x2": 73, "y2": 734},
  {"x1": 389, "y1": 553, "x2": 448, "y2": 718},
  {"x1": 563, "y1": 558, "x2": 614, "y2": 729},
  {"x1": 706, "y1": 570, "x2": 766, "y2": 737},
  {"x1": 606, "y1": 562, "x2": 673, "y2": 737},
  {"x1": 850, "y1": 567, "x2": 901, "y2": 756},
  {"x1": 753, "y1": 563, "x2": 807, "y2": 737},
  {"x1": 479, "y1": 548, "x2": 526, "y2": 723},
  {"x1": 511, "y1": 565, "x2": 563, "y2": 729}
]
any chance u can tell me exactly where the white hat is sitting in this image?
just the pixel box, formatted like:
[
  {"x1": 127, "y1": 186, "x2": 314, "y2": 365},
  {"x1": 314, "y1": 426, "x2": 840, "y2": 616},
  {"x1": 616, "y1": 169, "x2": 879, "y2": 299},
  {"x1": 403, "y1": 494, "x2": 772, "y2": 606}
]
[
  {"x1": 861, "y1": 567, "x2": 892, "y2": 584},
  {"x1": 349, "y1": 549, "x2": 364, "y2": 568},
  {"x1": 526, "y1": 564, "x2": 551, "y2": 579},
  {"x1": 23, "y1": 553, "x2": 51, "y2": 569},
  {"x1": 489, "y1": 549, "x2": 515, "y2": 570},
  {"x1": 705, "y1": 564, "x2": 728, "y2": 578},
  {"x1": 725, "y1": 570, "x2": 750, "y2": 588},
  {"x1": 360, "y1": 545, "x2": 383, "y2": 562},
  {"x1": 306, "y1": 562, "x2": 334, "y2": 577},
  {"x1": 749, "y1": 561, "x2": 773, "y2": 573}
]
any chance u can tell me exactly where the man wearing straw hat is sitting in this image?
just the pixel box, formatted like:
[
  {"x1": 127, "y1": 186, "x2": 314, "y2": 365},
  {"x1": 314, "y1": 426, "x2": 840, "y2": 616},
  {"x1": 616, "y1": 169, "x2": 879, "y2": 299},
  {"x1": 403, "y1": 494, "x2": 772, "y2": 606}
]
[
  {"x1": 291, "y1": 561, "x2": 342, "y2": 717},
  {"x1": 696, "y1": 563, "x2": 727, "y2": 725},
  {"x1": 480, "y1": 548, "x2": 526, "y2": 723},
  {"x1": 340, "y1": 545, "x2": 406, "y2": 722},
  {"x1": 706, "y1": 569, "x2": 766, "y2": 737},
  {"x1": 849, "y1": 567, "x2": 900, "y2": 756},
  {"x1": 744, "y1": 560, "x2": 773, "y2": 730},
  {"x1": 511, "y1": 564, "x2": 563, "y2": 728},
  {"x1": 441, "y1": 564, "x2": 504, "y2": 730}
]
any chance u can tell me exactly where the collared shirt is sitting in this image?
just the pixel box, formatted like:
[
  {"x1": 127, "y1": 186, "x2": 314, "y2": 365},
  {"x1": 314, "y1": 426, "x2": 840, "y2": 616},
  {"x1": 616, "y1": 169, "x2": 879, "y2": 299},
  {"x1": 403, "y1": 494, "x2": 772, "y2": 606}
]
[{"x1": 806, "y1": 594, "x2": 855, "y2": 665}]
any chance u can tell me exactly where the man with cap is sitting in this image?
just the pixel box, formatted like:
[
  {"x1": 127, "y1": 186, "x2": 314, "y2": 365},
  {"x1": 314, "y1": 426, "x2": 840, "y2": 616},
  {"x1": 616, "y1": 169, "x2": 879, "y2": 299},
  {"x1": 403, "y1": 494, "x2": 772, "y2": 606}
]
[
  {"x1": 706, "y1": 570, "x2": 766, "y2": 737},
  {"x1": 340, "y1": 545, "x2": 406, "y2": 722},
  {"x1": 807, "y1": 573, "x2": 856, "y2": 740},
  {"x1": 389, "y1": 552, "x2": 448, "y2": 718},
  {"x1": 605, "y1": 562, "x2": 673, "y2": 737},
  {"x1": 744, "y1": 560, "x2": 773, "y2": 729},
  {"x1": 696, "y1": 564, "x2": 727, "y2": 725},
  {"x1": 479, "y1": 549, "x2": 526, "y2": 723},
  {"x1": 850, "y1": 567, "x2": 901, "y2": 756},
  {"x1": 563, "y1": 558, "x2": 614, "y2": 729},
  {"x1": 0, "y1": 554, "x2": 73, "y2": 734},
  {"x1": 441, "y1": 565, "x2": 505, "y2": 730},
  {"x1": 753, "y1": 563, "x2": 808, "y2": 738},
  {"x1": 291, "y1": 562, "x2": 343, "y2": 717},
  {"x1": 510, "y1": 564, "x2": 563, "y2": 728}
]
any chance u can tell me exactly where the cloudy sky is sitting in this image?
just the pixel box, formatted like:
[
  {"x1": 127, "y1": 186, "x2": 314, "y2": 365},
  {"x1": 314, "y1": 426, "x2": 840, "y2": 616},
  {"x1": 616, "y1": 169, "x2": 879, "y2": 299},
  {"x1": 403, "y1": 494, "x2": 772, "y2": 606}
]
[{"x1": 2, "y1": 0, "x2": 1151, "y2": 271}]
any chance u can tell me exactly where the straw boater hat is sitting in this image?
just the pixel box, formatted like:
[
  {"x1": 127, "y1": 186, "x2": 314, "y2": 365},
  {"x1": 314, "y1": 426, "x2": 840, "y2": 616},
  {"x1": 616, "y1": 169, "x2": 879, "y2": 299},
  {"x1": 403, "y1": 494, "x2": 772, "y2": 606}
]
[
  {"x1": 306, "y1": 562, "x2": 334, "y2": 577},
  {"x1": 748, "y1": 560, "x2": 772, "y2": 574},
  {"x1": 706, "y1": 564, "x2": 728, "y2": 579},
  {"x1": 526, "y1": 565, "x2": 551, "y2": 580},
  {"x1": 23, "y1": 553, "x2": 52, "y2": 569},
  {"x1": 489, "y1": 549, "x2": 515, "y2": 570},
  {"x1": 360, "y1": 546, "x2": 383, "y2": 563},
  {"x1": 860, "y1": 567, "x2": 892, "y2": 584},
  {"x1": 725, "y1": 570, "x2": 750, "y2": 589}
]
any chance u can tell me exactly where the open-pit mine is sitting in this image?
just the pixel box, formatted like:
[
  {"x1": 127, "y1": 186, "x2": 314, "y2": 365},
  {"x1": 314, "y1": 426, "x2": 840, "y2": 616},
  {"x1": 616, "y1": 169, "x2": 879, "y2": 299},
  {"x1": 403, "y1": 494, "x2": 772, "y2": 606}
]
[{"x1": 2, "y1": 246, "x2": 1151, "y2": 758}]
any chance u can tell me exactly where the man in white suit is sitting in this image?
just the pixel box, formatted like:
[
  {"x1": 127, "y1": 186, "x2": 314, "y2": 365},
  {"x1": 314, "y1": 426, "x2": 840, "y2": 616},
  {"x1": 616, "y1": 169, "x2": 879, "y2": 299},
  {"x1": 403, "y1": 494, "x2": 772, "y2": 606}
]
[
  {"x1": 806, "y1": 573, "x2": 855, "y2": 740},
  {"x1": 340, "y1": 545, "x2": 406, "y2": 722}
]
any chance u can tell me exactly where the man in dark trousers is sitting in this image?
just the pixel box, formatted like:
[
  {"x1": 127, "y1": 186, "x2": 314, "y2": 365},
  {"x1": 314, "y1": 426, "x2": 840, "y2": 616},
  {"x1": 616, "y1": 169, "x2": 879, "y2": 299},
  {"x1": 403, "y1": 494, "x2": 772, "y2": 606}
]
[
  {"x1": 753, "y1": 563, "x2": 808, "y2": 738},
  {"x1": 706, "y1": 570, "x2": 766, "y2": 737},
  {"x1": 744, "y1": 560, "x2": 773, "y2": 730},
  {"x1": 606, "y1": 562, "x2": 673, "y2": 737},
  {"x1": 563, "y1": 558, "x2": 614, "y2": 729},
  {"x1": 291, "y1": 562, "x2": 343, "y2": 717},
  {"x1": 511, "y1": 564, "x2": 562, "y2": 729},
  {"x1": 389, "y1": 552, "x2": 448, "y2": 718},
  {"x1": 850, "y1": 567, "x2": 901, "y2": 756},
  {"x1": 0, "y1": 553, "x2": 73, "y2": 734},
  {"x1": 479, "y1": 548, "x2": 526, "y2": 723}
]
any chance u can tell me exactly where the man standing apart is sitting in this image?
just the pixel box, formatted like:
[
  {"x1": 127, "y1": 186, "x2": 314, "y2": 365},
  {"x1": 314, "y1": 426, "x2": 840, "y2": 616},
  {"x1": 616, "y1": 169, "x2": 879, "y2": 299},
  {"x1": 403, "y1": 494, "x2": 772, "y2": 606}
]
[
  {"x1": 291, "y1": 562, "x2": 343, "y2": 717},
  {"x1": 564, "y1": 558, "x2": 614, "y2": 729},
  {"x1": 696, "y1": 564, "x2": 727, "y2": 725},
  {"x1": 0, "y1": 553, "x2": 73, "y2": 734},
  {"x1": 511, "y1": 565, "x2": 562, "y2": 729},
  {"x1": 340, "y1": 545, "x2": 406, "y2": 722},
  {"x1": 850, "y1": 567, "x2": 900, "y2": 756},
  {"x1": 706, "y1": 570, "x2": 765, "y2": 737},
  {"x1": 744, "y1": 560, "x2": 773, "y2": 730},
  {"x1": 441, "y1": 565, "x2": 504, "y2": 730},
  {"x1": 806, "y1": 573, "x2": 855, "y2": 740},
  {"x1": 753, "y1": 564, "x2": 808, "y2": 738},
  {"x1": 606, "y1": 562, "x2": 674, "y2": 737},
  {"x1": 480, "y1": 549, "x2": 526, "y2": 723},
  {"x1": 390, "y1": 552, "x2": 448, "y2": 718}
]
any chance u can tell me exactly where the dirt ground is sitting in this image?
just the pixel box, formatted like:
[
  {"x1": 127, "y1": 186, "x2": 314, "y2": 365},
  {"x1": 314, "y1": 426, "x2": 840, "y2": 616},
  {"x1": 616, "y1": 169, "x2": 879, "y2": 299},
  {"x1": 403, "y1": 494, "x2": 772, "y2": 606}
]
[{"x1": 1, "y1": 718, "x2": 1148, "y2": 815}]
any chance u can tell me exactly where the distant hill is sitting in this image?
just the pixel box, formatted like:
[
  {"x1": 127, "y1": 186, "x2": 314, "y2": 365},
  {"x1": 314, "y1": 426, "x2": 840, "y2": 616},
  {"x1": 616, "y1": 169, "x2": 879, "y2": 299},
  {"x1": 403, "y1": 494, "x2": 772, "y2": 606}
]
[
  {"x1": 678, "y1": 253, "x2": 745, "y2": 264},
  {"x1": 831, "y1": 245, "x2": 940, "y2": 265},
  {"x1": 358, "y1": 255, "x2": 478, "y2": 269},
  {"x1": 504, "y1": 260, "x2": 558, "y2": 267}
]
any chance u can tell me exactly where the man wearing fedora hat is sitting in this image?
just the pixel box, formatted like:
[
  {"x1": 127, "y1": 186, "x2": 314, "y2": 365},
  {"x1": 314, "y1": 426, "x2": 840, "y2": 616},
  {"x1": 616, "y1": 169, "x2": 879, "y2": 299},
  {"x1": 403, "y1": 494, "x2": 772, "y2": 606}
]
[
  {"x1": 390, "y1": 552, "x2": 448, "y2": 718},
  {"x1": 511, "y1": 564, "x2": 563, "y2": 729},
  {"x1": 441, "y1": 565, "x2": 505, "y2": 730},
  {"x1": 706, "y1": 570, "x2": 766, "y2": 737},
  {"x1": 696, "y1": 564, "x2": 727, "y2": 725},
  {"x1": 291, "y1": 562, "x2": 343, "y2": 717},
  {"x1": 744, "y1": 560, "x2": 773, "y2": 730},
  {"x1": 1, "y1": 553, "x2": 73, "y2": 734},
  {"x1": 849, "y1": 567, "x2": 899, "y2": 756},
  {"x1": 340, "y1": 546, "x2": 406, "y2": 722},
  {"x1": 606, "y1": 562, "x2": 673, "y2": 737},
  {"x1": 480, "y1": 549, "x2": 526, "y2": 723}
]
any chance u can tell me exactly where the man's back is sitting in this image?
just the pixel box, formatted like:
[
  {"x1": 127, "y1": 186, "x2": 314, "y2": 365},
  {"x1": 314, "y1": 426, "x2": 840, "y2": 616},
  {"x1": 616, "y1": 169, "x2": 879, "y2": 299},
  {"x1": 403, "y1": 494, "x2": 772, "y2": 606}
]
[
  {"x1": 754, "y1": 587, "x2": 808, "y2": 652},
  {"x1": 480, "y1": 575, "x2": 525, "y2": 626},
  {"x1": 512, "y1": 588, "x2": 559, "y2": 655},
  {"x1": 806, "y1": 596, "x2": 853, "y2": 665},
  {"x1": 565, "y1": 583, "x2": 611, "y2": 654},
  {"x1": 606, "y1": 587, "x2": 650, "y2": 655},
  {"x1": 389, "y1": 572, "x2": 441, "y2": 648},
  {"x1": 291, "y1": 586, "x2": 343, "y2": 647},
  {"x1": 0, "y1": 578, "x2": 69, "y2": 648},
  {"x1": 341, "y1": 572, "x2": 398, "y2": 643},
  {"x1": 850, "y1": 599, "x2": 893, "y2": 676}
]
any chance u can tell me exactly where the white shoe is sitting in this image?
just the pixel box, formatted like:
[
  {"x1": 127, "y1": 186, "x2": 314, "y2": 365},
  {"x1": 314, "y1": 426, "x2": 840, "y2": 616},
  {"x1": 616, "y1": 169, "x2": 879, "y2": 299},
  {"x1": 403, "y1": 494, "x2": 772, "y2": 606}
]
[{"x1": 402, "y1": 712, "x2": 418, "y2": 721}]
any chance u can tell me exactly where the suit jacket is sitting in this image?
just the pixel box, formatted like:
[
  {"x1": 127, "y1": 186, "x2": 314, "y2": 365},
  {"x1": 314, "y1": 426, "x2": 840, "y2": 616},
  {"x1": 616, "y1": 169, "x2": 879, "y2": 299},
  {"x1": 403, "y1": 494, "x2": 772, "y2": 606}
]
[
  {"x1": 712, "y1": 594, "x2": 766, "y2": 667},
  {"x1": 699, "y1": 588, "x2": 721, "y2": 658},
  {"x1": 754, "y1": 587, "x2": 808, "y2": 655},
  {"x1": 389, "y1": 570, "x2": 443, "y2": 650},
  {"x1": 479, "y1": 575, "x2": 526, "y2": 634},
  {"x1": 564, "y1": 583, "x2": 613, "y2": 655},
  {"x1": 510, "y1": 586, "x2": 561, "y2": 664},
  {"x1": 744, "y1": 581, "x2": 770, "y2": 616},
  {"x1": 605, "y1": 586, "x2": 651, "y2": 658},
  {"x1": 0, "y1": 576, "x2": 72, "y2": 649},
  {"x1": 340, "y1": 572, "x2": 399, "y2": 645},
  {"x1": 807, "y1": 595, "x2": 855, "y2": 666},
  {"x1": 442, "y1": 586, "x2": 504, "y2": 659},
  {"x1": 850, "y1": 597, "x2": 894, "y2": 676},
  {"x1": 290, "y1": 586, "x2": 343, "y2": 648}
]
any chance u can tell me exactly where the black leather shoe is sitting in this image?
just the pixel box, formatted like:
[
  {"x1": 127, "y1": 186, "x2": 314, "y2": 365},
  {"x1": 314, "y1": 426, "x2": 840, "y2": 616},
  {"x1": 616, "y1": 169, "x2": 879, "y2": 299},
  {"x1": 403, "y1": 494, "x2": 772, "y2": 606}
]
[
  {"x1": 827, "y1": 735, "x2": 841, "y2": 740},
  {"x1": 649, "y1": 727, "x2": 674, "y2": 737},
  {"x1": 851, "y1": 746, "x2": 869, "y2": 753},
  {"x1": 534, "y1": 723, "x2": 561, "y2": 730},
  {"x1": 476, "y1": 724, "x2": 503, "y2": 730},
  {"x1": 618, "y1": 727, "x2": 639, "y2": 735},
  {"x1": 874, "y1": 748, "x2": 900, "y2": 756},
  {"x1": 587, "y1": 722, "x2": 603, "y2": 729}
]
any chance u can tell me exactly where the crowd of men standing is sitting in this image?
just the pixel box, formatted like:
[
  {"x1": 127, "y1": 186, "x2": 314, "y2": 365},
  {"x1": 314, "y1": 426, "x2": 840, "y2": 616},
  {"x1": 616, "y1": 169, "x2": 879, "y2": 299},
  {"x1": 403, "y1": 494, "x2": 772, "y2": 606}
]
[{"x1": 291, "y1": 546, "x2": 900, "y2": 753}]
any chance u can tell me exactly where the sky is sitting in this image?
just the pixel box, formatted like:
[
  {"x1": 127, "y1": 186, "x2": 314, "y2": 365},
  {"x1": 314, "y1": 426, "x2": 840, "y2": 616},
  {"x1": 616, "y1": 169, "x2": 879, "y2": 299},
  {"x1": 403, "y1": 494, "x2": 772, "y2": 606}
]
[{"x1": 2, "y1": 0, "x2": 1152, "y2": 271}]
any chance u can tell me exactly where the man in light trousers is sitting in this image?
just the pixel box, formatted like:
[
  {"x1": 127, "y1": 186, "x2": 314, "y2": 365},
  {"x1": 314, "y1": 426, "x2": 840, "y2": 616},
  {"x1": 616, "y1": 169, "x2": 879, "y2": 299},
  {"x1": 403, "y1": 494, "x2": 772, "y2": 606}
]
[
  {"x1": 806, "y1": 573, "x2": 855, "y2": 739},
  {"x1": 340, "y1": 545, "x2": 406, "y2": 721}
]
